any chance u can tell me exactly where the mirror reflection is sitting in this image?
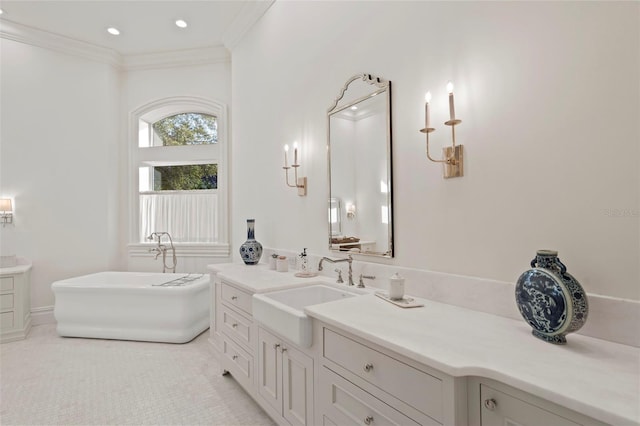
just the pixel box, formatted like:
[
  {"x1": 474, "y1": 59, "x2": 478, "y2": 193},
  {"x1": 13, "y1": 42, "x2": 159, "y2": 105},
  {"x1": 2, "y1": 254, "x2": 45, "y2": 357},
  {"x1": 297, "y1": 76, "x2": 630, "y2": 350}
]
[{"x1": 327, "y1": 74, "x2": 393, "y2": 257}]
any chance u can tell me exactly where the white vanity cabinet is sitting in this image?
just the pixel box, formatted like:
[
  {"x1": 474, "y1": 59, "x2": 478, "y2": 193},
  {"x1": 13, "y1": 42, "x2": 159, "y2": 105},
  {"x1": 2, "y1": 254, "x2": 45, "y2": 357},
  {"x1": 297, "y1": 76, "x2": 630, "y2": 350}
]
[
  {"x1": 0, "y1": 261, "x2": 32, "y2": 343},
  {"x1": 209, "y1": 264, "x2": 638, "y2": 426},
  {"x1": 215, "y1": 280, "x2": 257, "y2": 395},
  {"x1": 257, "y1": 326, "x2": 314, "y2": 426},
  {"x1": 318, "y1": 326, "x2": 466, "y2": 426},
  {"x1": 467, "y1": 378, "x2": 608, "y2": 426}
]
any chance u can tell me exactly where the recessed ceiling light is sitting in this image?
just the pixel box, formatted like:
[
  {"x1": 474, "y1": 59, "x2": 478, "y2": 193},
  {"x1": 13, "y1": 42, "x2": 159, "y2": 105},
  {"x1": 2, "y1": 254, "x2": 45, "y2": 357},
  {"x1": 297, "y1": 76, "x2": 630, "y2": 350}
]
[
  {"x1": 107, "y1": 27, "x2": 120, "y2": 36},
  {"x1": 351, "y1": 106, "x2": 358, "y2": 110},
  {"x1": 0, "y1": 9, "x2": 4, "y2": 15},
  {"x1": 175, "y1": 19, "x2": 188, "y2": 28}
]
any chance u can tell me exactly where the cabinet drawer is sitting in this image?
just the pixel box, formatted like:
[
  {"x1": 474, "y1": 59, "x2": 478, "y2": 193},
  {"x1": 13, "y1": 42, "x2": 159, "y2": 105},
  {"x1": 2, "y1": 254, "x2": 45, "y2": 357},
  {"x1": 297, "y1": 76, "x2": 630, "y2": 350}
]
[
  {"x1": 0, "y1": 277, "x2": 14, "y2": 292},
  {"x1": 221, "y1": 303, "x2": 253, "y2": 349},
  {"x1": 222, "y1": 337, "x2": 254, "y2": 392},
  {"x1": 0, "y1": 311, "x2": 14, "y2": 328},
  {"x1": 319, "y1": 366, "x2": 437, "y2": 426},
  {"x1": 0, "y1": 293, "x2": 14, "y2": 311},
  {"x1": 324, "y1": 328, "x2": 443, "y2": 422},
  {"x1": 480, "y1": 384, "x2": 580, "y2": 426},
  {"x1": 221, "y1": 282, "x2": 253, "y2": 315},
  {"x1": 322, "y1": 415, "x2": 339, "y2": 426}
]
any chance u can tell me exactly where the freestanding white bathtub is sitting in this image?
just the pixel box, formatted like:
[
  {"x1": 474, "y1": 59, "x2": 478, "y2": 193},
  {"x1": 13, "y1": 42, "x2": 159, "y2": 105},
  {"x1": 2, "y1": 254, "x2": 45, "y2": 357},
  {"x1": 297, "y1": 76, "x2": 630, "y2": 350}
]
[{"x1": 52, "y1": 272, "x2": 210, "y2": 343}]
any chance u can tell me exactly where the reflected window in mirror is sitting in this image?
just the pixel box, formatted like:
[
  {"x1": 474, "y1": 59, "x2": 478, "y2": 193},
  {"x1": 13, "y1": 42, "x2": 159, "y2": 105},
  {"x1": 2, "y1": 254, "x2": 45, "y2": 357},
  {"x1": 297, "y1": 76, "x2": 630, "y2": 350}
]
[{"x1": 329, "y1": 197, "x2": 342, "y2": 236}]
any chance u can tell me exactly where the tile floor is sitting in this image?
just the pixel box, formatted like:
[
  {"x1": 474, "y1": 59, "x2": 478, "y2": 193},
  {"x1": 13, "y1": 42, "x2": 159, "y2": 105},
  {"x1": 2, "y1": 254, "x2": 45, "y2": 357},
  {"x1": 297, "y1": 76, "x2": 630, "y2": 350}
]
[{"x1": 0, "y1": 324, "x2": 275, "y2": 425}]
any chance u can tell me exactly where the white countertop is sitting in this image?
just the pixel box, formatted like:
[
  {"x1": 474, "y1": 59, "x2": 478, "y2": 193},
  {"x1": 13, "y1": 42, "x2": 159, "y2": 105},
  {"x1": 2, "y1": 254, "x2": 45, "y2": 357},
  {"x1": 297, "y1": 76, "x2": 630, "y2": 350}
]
[
  {"x1": 305, "y1": 294, "x2": 640, "y2": 426},
  {"x1": 209, "y1": 263, "x2": 639, "y2": 425},
  {"x1": 0, "y1": 261, "x2": 32, "y2": 275},
  {"x1": 208, "y1": 263, "x2": 335, "y2": 293}
]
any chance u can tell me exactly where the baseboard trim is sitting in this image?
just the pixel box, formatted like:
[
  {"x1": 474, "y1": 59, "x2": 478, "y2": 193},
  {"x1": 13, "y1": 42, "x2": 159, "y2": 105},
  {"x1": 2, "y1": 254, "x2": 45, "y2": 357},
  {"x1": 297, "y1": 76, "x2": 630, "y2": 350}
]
[{"x1": 31, "y1": 305, "x2": 55, "y2": 325}]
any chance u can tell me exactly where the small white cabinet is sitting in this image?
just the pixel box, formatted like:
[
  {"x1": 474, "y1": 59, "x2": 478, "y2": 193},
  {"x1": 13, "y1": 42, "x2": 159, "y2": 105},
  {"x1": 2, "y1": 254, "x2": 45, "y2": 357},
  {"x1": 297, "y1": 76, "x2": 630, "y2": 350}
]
[
  {"x1": 257, "y1": 326, "x2": 314, "y2": 426},
  {"x1": 0, "y1": 261, "x2": 32, "y2": 343}
]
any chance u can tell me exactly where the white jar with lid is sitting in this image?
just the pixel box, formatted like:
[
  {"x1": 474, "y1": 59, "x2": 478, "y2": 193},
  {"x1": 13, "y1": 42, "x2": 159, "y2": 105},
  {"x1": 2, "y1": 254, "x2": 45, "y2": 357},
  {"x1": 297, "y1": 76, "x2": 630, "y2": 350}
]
[
  {"x1": 389, "y1": 273, "x2": 405, "y2": 300},
  {"x1": 276, "y1": 256, "x2": 288, "y2": 272}
]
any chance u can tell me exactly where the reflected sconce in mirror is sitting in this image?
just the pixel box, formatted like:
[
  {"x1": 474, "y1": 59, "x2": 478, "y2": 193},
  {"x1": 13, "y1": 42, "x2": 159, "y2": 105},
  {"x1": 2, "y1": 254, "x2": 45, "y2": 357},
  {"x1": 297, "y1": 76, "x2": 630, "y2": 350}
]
[
  {"x1": 346, "y1": 203, "x2": 356, "y2": 220},
  {"x1": 0, "y1": 199, "x2": 13, "y2": 226},
  {"x1": 420, "y1": 81, "x2": 463, "y2": 178},
  {"x1": 282, "y1": 142, "x2": 307, "y2": 196}
]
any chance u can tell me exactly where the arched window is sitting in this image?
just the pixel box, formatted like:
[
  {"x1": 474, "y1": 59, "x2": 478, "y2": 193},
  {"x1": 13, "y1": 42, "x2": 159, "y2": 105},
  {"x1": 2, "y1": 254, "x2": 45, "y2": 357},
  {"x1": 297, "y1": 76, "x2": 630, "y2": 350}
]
[{"x1": 129, "y1": 97, "x2": 229, "y2": 257}]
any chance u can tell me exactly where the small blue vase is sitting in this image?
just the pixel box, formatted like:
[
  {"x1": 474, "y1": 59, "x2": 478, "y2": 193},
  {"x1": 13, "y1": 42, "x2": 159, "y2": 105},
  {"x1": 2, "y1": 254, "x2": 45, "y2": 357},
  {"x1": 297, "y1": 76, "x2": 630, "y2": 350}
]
[
  {"x1": 239, "y1": 219, "x2": 262, "y2": 265},
  {"x1": 515, "y1": 250, "x2": 588, "y2": 344}
]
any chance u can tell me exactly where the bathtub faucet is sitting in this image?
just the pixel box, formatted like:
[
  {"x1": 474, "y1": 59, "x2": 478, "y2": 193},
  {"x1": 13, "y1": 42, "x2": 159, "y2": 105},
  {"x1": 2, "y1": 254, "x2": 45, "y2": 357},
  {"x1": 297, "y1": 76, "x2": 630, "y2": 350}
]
[{"x1": 147, "y1": 232, "x2": 177, "y2": 273}]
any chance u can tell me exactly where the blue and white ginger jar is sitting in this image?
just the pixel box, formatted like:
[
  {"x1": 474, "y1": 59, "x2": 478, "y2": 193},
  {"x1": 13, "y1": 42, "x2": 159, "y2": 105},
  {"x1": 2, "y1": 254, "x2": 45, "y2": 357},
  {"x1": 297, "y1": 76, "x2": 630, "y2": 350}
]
[{"x1": 515, "y1": 250, "x2": 588, "y2": 344}]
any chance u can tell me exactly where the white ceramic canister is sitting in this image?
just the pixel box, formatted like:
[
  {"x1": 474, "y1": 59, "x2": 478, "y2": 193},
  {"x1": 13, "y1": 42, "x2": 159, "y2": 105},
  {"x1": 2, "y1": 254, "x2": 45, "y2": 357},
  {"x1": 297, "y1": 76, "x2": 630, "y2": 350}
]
[
  {"x1": 389, "y1": 272, "x2": 405, "y2": 300},
  {"x1": 276, "y1": 256, "x2": 289, "y2": 272},
  {"x1": 269, "y1": 254, "x2": 278, "y2": 270}
]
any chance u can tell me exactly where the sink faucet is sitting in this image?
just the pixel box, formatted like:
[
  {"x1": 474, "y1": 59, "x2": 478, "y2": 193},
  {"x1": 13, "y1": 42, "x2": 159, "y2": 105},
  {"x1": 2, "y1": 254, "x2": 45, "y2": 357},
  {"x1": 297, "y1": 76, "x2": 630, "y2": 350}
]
[{"x1": 318, "y1": 255, "x2": 353, "y2": 286}]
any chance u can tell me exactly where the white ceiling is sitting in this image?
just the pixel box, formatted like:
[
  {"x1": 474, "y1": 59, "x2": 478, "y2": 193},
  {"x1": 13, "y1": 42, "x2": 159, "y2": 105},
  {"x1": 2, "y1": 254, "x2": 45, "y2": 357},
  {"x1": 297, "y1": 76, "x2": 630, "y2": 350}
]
[{"x1": 0, "y1": 0, "x2": 273, "y2": 55}]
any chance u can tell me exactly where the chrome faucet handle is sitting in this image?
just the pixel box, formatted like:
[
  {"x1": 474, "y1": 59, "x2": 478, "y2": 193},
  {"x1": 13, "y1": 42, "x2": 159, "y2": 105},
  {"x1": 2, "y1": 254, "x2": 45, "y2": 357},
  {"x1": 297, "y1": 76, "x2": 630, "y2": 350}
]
[
  {"x1": 358, "y1": 274, "x2": 376, "y2": 288},
  {"x1": 334, "y1": 269, "x2": 344, "y2": 283}
]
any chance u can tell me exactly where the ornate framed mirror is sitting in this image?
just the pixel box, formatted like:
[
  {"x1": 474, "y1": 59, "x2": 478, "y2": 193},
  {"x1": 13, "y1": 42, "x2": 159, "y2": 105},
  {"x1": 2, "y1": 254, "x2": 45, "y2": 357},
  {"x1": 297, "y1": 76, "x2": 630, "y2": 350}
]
[{"x1": 327, "y1": 74, "x2": 393, "y2": 257}]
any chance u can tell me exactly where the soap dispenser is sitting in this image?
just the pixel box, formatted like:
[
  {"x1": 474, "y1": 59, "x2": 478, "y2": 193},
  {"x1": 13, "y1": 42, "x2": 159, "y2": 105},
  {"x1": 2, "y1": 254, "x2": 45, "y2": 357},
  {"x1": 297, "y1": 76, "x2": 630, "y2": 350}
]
[{"x1": 299, "y1": 248, "x2": 308, "y2": 273}]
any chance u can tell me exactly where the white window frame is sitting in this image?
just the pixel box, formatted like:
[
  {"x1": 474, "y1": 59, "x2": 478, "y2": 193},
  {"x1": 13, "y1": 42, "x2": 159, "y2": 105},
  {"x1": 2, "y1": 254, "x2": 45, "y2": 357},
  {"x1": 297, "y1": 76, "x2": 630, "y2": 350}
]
[{"x1": 127, "y1": 96, "x2": 229, "y2": 257}]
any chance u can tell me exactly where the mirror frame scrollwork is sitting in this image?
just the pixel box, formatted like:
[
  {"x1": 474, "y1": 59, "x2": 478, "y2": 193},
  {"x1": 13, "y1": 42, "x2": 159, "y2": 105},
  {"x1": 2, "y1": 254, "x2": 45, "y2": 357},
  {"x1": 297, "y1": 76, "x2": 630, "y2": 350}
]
[{"x1": 327, "y1": 73, "x2": 394, "y2": 258}]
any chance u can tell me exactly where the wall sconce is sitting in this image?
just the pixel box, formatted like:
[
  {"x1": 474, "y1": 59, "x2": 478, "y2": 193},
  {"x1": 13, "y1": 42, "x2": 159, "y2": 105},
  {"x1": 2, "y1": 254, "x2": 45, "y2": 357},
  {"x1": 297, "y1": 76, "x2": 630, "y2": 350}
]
[
  {"x1": 346, "y1": 203, "x2": 356, "y2": 219},
  {"x1": 0, "y1": 199, "x2": 13, "y2": 226},
  {"x1": 282, "y1": 142, "x2": 307, "y2": 196},
  {"x1": 419, "y1": 81, "x2": 463, "y2": 178}
]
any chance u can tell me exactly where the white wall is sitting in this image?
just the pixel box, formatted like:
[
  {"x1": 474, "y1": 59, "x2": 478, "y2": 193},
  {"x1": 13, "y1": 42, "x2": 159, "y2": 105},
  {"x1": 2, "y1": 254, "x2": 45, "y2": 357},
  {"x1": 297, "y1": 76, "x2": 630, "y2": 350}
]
[
  {"x1": 231, "y1": 1, "x2": 640, "y2": 300},
  {"x1": 0, "y1": 38, "x2": 120, "y2": 312},
  {"x1": 0, "y1": 36, "x2": 232, "y2": 315},
  {"x1": 121, "y1": 62, "x2": 232, "y2": 273}
]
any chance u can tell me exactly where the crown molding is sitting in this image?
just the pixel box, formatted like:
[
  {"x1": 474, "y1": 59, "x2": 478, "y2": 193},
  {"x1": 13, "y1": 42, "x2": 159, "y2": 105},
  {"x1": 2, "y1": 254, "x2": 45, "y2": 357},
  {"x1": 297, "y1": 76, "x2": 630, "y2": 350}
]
[
  {"x1": 222, "y1": 0, "x2": 275, "y2": 51},
  {"x1": 1, "y1": 19, "x2": 230, "y2": 71},
  {"x1": 122, "y1": 46, "x2": 229, "y2": 71},
  {"x1": 0, "y1": 19, "x2": 122, "y2": 68}
]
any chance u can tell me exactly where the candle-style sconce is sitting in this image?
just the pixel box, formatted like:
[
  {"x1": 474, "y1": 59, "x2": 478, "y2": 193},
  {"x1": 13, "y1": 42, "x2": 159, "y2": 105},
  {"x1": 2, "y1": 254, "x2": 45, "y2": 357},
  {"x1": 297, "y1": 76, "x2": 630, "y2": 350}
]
[
  {"x1": 0, "y1": 198, "x2": 13, "y2": 226},
  {"x1": 346, "y1": 203, "x2": 356, "y2": 219},
  {"x1": 282, "y1": 142, "x2": 307, "y2": 196},
  {"x1": 419, "y1": 81, "x2": 463, "y2": 178}
]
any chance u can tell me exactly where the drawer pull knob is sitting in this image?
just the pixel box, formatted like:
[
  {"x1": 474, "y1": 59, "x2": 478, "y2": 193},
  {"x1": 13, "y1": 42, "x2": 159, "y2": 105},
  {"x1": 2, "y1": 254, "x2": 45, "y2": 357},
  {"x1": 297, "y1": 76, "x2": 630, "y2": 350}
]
[
  {"x1": 363, "y1": 363, "x2": 374, "y2": 372},
  {"x1": 232, "y1": 323, "x2": 238, "y2": 328},
  {"x1": 364, "y1": 415, "x2": 374, "y2": 425},
  {"x1": 281, "y1": 347, "x2": 287, "y2": 353},
  {"x1": 231, "y1": 295, "x2": 238, "y2": 300},
  {"x1": 232, "y1": 354, "x2": 238, "y2": 360},
  {"x1": 274, "y1": 343, "x2": 281, "y2": 349},
  {"x1": 484, "y1": 398, "x2": 497, "y2": 411}
]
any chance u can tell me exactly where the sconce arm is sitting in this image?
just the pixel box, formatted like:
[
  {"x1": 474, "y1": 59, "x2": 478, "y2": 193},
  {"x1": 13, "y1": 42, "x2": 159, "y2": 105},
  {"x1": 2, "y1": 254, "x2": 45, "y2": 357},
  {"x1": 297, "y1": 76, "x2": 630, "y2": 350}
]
[
  {"x1": 420, "y1": 124, "x2": 460, "y2": 165},
  {"x1": 283, "y1": 165, "x2": 307, "y2": 195}
]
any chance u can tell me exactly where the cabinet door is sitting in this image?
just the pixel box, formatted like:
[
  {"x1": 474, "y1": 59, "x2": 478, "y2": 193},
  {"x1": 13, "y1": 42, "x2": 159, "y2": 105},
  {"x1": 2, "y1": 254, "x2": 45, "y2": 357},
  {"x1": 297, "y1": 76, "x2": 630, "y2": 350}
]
[
  {"x1": 318, "y1": 366, "x2": 424, "y2": 426},
  {"x1": 282, "y1": 345, "x2": 313, "y2": 426},
  {"x1": 481, "y1": 384, "x2": 580, "y2": 426},
  {"x1": 257, "y1": 327, "x2": 282, "y2": 413}
]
